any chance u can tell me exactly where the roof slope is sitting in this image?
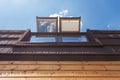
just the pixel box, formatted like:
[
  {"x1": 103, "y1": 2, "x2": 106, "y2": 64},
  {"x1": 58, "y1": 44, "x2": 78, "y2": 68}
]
[{"x1": 0, "y1": 29, "x2": 120, "y2": 61}]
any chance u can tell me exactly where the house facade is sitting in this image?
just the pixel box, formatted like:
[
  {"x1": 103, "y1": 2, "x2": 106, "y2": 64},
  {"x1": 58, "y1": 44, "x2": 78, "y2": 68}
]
[{"x1": 0, "y1": 17, "x2": 120, "y2": 80}]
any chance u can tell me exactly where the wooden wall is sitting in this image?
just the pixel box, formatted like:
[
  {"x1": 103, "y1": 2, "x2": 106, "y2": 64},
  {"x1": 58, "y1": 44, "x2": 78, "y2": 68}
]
[{"x1": 0, "y1": 61, "x2": 120, "y2": 80}]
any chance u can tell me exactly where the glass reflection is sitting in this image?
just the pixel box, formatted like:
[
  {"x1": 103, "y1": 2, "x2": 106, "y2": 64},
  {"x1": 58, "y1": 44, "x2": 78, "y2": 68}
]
[
  {"x1": 30, "y1": 36, "x2": 56, "y2": 42},
  {"x1": 37, "y1": 19, "x2": 57, "y2": 32},
  {"x1": 62, "y1": 36, "x2": 88, "y2": 42}
]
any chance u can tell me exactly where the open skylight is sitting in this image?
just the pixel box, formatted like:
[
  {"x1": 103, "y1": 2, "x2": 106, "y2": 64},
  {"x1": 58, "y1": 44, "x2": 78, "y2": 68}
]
[
  {"x1": 60, "y1": 17, "x2": 80, "y2": 32},
  {"x1": 36, "y1": 17, "x2": 81, "y2": 33},
  {"x1": 36, "y1": 17, "x2": 58, "y2": 32}
]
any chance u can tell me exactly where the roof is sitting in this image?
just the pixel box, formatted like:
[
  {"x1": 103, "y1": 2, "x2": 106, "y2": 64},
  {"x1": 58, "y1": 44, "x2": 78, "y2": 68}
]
[{"x1": 0, "y1": 29, "x2": 120, "y2": 61}]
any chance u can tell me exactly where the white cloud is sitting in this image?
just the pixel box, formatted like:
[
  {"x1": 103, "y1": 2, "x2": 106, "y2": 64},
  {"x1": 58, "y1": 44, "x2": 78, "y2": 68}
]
[
  {"x1": 49, "y1": 9, "x2": 69, "y2": 17},
  {"x1": 38, "y1": 21, "x2": 56, "y2": 32},
  {"x1": 49, "y1": 13, "x2": 62, "y2": 17},
  {"x1": 39, "y1": 21, "x2": 47, "y2": 26},
  {"x1": 107, "y1": 24, "x2": 120, "y2": 30},
  {"x1": 59, "y1": 10, "x2": 68, "y2": 16},
  {"x1": 47, "y1": 22, "x2": 56, "y2": 32}
]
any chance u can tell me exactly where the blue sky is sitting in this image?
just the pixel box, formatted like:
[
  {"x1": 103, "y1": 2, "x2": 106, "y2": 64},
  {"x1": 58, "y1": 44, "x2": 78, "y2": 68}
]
[{"x1": 0, "y1": 0, "x2": 120, "y2": 32}]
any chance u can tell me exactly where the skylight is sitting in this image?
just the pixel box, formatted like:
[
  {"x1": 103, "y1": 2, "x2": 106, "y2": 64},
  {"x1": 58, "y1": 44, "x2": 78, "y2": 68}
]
[
  {"x1": 30, "y1": 35, "x2": 88, "y2": 43},
  {"x1": 36, "y1": 17, "x2": 81, "y2": 33},
  {"x1": 29, "y1": 17, "x2": 87, "y2": 43},
  {"x1": 30, "y1": 36, "x2": 56, "y2": 42},
  {"x1": 60, "y1": 17, "x2": 80, "y2": 32},
  {"x1": 62, "y1": 36, "x2": 88, "y2": 42},
  {"x1": 36, "y1": 17, "x2": 58, "y2": 32}
]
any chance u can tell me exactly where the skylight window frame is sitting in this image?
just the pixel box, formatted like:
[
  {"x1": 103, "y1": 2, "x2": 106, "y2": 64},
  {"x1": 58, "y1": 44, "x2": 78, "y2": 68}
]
[
  {"x1": 17, "y1": 32, "x2": 103, "y2": 47},
  {"x1": 59, "y1": 17, "x2": 81, "y2": 33},
  {"x1": 36, "y1": 16, "x2": 58, "y2": 33},
  {"x1": 30, "y1": 32, "x2": 88, "y2": 42}
]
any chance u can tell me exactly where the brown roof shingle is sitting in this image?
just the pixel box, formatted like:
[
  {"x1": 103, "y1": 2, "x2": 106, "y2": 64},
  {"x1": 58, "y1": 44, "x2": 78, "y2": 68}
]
[{"x1": 0, "y1": 29, "x2": 120, "y2": 61}]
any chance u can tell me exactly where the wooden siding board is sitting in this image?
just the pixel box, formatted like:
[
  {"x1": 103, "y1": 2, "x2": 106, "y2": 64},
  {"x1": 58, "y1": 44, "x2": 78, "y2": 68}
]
[{"x1": 0, "y1": 61, "x2": 120, "y2": 79}]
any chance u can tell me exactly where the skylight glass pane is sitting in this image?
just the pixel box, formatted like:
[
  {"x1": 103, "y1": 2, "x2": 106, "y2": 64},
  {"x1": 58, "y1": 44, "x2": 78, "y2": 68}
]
[
  {"x1": 30, "y1": 36, "x2": 56, "y2": 42},
  {"x1": 37, "y1": 18, "x2": 57, "y2": 32},
  {"x1": 60, "y1": 18, "x2": 80, "y2": 32},
  {"x1": 62, "y1": 36, "x2": 88, "y2": 42}
]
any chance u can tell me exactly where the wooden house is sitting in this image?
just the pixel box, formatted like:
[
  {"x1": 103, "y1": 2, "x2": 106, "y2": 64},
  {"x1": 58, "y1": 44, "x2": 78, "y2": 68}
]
[{"x1": 0, "y1": 17, "x2": 120, "y2": 80}]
